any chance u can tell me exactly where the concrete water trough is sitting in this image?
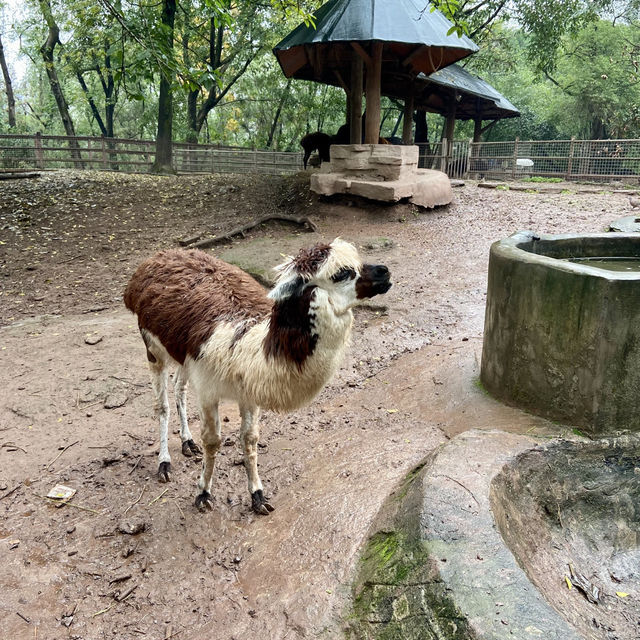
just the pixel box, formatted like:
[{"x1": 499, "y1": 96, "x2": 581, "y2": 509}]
[{"x1": 481, "y1": 231, "x2": 640, "y2": 436}]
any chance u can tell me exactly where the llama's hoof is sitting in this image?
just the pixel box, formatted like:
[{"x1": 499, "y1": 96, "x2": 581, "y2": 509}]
[
  {"x1": 251, "y1": 490, "x2": 275, "y2": 515},
  {"x1": 195, "y1": 491, "x2": 214, "y2": 512},
  {"x1": 182, "y1": 439, "x2": 202, "y2": 458},
  {"x1": 158, "y1": 461, "x2": 171, "y2": 483}
]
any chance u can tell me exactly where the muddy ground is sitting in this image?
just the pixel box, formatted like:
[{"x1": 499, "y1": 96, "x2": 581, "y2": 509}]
[{"x1": 0, "y1": 171, "x2": 636, "y2": 640}]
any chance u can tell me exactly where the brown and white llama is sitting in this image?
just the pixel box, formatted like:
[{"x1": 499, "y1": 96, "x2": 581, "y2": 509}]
[{"x1": 124, "y1": 239, "x2": 391, "y2": 514}]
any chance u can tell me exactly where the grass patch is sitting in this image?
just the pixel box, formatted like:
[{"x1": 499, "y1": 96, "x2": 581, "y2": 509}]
[
  {"x1": 521, "y1": 176, "x2": 563, "y2": 183},
  {"x1": 496, "y1": 184, "x2": 510, "y2": 191}
]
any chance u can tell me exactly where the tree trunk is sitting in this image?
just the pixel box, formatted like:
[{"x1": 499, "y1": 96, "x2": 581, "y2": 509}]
[
  {"x1": 103, "y1": 44, "x2": 115, "y2": 138},
  {"x1": 76, "y1": 71, "x2": 107, "y2": 136},
  {"x1": 38, "y1": 0, "x2": 83, "y2": 167},
  {"x1": 186, "y1": 89, "x2": 198, "y2": 143},
  {"x1": 152, "y1": 0, "x2": 176, "y2": 174},
  {"x1": 0, "y1": 35, "x2": 16, "y2": 128},
  {"x1": 187, "y1": 17, "x2": 257, "y2": 143},
  {"x1": 266, "y1": 78, "x2": 292, "y2": 149}
]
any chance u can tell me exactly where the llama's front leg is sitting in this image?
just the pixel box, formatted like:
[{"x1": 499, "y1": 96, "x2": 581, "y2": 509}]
[
  {"x1": 173, "y1": 368, "x2": 202, "y2": 458},
  {"x1": 240, "y1": 404, "x2": 274, "y2": 515},
  {"x1": 195, "y1": 401, "x2": 222, "y2": 512},
  {"x1": 149, "y1": 360, "x2": 172, "y2": 483}
]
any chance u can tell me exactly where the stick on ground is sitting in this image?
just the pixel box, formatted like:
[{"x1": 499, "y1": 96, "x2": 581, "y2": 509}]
[{"x1": 188, "y1": 214, "x2": 317, "y2": 249}]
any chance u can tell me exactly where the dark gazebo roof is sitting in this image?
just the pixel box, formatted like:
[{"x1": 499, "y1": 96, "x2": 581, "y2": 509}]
[
  {"x1": 413, "y1": 64, "x2": 520, "y2": 120},
  {"x1": 273, "y1": 0, "x2": 479, "y2": 83}
]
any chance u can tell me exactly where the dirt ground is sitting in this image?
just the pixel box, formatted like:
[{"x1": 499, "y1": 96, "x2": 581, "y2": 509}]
[{"x1": 0, "y1": 170, "x2": 636, "y2": 640}]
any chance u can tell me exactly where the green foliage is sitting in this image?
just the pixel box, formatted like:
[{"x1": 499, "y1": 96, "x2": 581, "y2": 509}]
[
  {"x1": 521, "y1": 176, "x2": 564, "y2": 182},
  {"x1": 1, "y1": 0, "x2": 640, "y2": 148}
]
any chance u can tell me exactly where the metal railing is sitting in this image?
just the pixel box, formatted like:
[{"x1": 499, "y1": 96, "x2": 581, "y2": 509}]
[{"x1": 466, "y1": 138, "x2": 640, "y2": 182}]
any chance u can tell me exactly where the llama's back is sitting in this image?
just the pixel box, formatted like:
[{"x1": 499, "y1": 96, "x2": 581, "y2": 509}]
[{"x1": 124, "y1": 249, "x2": 272, "y2": 365}]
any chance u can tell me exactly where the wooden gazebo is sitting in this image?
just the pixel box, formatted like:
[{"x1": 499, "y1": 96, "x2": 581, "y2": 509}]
[{"x1": 273, "y1": 0, "x2": 479, "y2": 145}]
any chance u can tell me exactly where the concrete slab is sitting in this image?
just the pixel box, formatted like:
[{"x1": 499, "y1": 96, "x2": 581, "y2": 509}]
[{"x1": 349, "y1": 430, "x2": 584, "y2": 639}]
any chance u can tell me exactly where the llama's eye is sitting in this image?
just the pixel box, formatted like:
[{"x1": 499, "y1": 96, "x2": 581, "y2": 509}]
[{"x1": 331, "y1": 268, "x2": 356, "y2": 283}]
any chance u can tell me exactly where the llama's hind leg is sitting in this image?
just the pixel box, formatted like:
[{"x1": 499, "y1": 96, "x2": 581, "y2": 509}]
[
  {"x1": 173, "y1": 367, "x2": 201, "y2": 458},
  {"x1": 240, "y1": 404, "x2": 274, "y2": 515},
  {"x1": 148, "y1": 356, "x2": 172, "y2": 483},
  {"x1": 194, "y1": 400, "x2": 222, "y2": 512}
]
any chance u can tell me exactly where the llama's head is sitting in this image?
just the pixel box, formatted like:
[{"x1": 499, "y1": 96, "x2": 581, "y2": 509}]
[{"x1": 268, "y1": 238, "x2": 391, "y2": 314}]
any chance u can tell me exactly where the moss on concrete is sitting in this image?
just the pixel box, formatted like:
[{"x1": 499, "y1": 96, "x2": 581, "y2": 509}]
[{"x1": 348, "y1": 462, "x2": 475, "y2": 640}]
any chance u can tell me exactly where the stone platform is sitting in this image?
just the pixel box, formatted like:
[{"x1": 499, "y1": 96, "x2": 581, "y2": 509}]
[{"x1": 310, "y1": 144, "x2": 452, "y2": 209}]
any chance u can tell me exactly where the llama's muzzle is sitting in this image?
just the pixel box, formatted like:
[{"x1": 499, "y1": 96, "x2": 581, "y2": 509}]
[{"x1": 356, "y1": 264, "x2": 392, "y2": 298}]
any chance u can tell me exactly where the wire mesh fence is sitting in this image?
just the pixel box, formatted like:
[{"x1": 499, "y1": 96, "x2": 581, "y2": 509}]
[
  {"x1": 468, "y1": 138, "x2": 640, "y2": 182},
  {"x1": 1, "y1": 134, "x2": 639, "y2": 183}
]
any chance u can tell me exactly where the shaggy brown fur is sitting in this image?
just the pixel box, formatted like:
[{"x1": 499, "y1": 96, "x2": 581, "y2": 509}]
[
  {"x1": 124, "y1": 249, "x2": 272, "y2": 365},
  {"x1": 291, "y1": 243, "x2": 332, "y2": 277}
]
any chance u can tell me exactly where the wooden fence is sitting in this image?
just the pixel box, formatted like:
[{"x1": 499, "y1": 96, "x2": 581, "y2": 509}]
[
  {"x1": 1, "y1": 133, "x2": 639, "y2": 183},
  {"x1": 0, "y1": 133, "x2": 304, "y2": 175}
]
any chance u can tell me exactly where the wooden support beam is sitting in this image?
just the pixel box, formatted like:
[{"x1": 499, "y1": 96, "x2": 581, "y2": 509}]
[
  {"x1": 444, "y1": 97, "x2": 458, "y2": 142},
  {"x1": 350, "y1": 53, "x2": 363, "y2": 144},
  {"x1": 333, "y1": 70, "x2": 348, "y2": 93},
  {"x1": 364, "y1": 41, "x2": 383, "y2": 144},
  {"x1": 402, "y1": 45, "x2": 426, "y2": 69},
  {"x1": 473, "y1": 117, "x2": 482, "y2": 142},
  {"x1": 402, "y1": 85, "x2": 415, "y2": 144},
  {"x1": 350, "y1": 42, "x2": 372, "y2": 68}
]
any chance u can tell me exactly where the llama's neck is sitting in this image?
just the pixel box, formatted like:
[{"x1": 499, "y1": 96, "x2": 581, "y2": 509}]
[{"x1": 250, "y1": 289, "x2": 353, "y2": 411}]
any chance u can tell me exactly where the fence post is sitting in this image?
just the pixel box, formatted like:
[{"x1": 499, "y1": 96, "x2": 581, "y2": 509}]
[
  {"x1": 101, "y1": 136, "x2": 108, "y2": 170},
  {"x1": 465, "y1": 138, "x2": 473, "y2": 179},
  {"x1": 512, "y1": 137, "x2": 519, "y2": 179},
  {"x1": 34, "y1": 132, "x2": 44, "y2": 169},
  {"x1": 567, "y1": 136, "x2": 575, "y2": 180},
  {"x1": 440, "y1": 138, "x2": 448, "y2": 173}
]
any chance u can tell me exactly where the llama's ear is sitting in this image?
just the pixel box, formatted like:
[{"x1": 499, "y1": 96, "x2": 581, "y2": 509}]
[{"x1": 268, "y1": 275, "x2": 306, "y2": 302}]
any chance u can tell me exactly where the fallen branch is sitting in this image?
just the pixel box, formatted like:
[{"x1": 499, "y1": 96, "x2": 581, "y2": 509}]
[
  {"x1": 123, "y1": 486, "x2": 146, "y2": 515},
  {"x1": 16, "y1": 611, "x2": 31, "y2": 624},
  {"x1": 148, "y1": 488, "x2": 169, "y2": 507},
  {"x1": 0, "y1": 172, "x2": 40, "y2": 181},
  {"x1": 189, "y1": 214, "x2": 316, "y2": 250},
  {"x1": 46, "y1": 441, "x2": 79, "y2": 470},
  {"x1": 115, "y1": 582, "x2": 138, "y2": 602},
  {"x1": 36, "y1": 494, "x2": 102, "y2": 515},
  {"x1": 0, "y1": 484, "x2": 21, "y2": 501}
]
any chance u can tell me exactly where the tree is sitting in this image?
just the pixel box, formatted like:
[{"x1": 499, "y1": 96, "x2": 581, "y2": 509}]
[
  {"x1": 547, "y1": 20, "x2": 640, "y2": 138},
  {"x1": 433, "y1": 0, "x2": 619, "y2": 72},
  {"x1": 0, "y1": 33, "x2": 16, "y2": 127},
  {"x1": 37, "y1": 0, "x2": 83, "y2": 164},
  {"x1": 151, "y1": 0, "x2": 176, "y2": 173},
  {"x1": 63, "y1": 0, "x2": 124, "y2": 138}
]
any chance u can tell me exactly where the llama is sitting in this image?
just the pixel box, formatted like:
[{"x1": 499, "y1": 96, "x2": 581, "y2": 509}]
[
  {"x1": 300, "y1": 131, "x2": 332, "y2": 169},
  {"x1": 124, "y1": 239, "x2": 391, "y2": 514}
]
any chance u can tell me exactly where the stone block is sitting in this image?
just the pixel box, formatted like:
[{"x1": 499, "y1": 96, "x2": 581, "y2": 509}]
[
  {"x1": 349, "y1": 179, "x2": 413, "y2": 201},
  {"x1": 410, "y1": 170, "x2": 453, "y2": 209}
]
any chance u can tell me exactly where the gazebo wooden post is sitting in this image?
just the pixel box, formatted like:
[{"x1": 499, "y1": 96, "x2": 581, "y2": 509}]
[
  {"x1": 350, "y1": 52, "x2": 363, "y2": 144},
  {"x1": 473, "y1": 116, "x2": 482, "y2": 142},
  {"x1": 444, "y1": 99, "x2": 457, "y2": 141},
  {"x1": 402, "y1": 83, "x2": 415, "y2": 144},
  {"x1": 364, "y1": 41, "x2": 383, "y2": 144}
]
